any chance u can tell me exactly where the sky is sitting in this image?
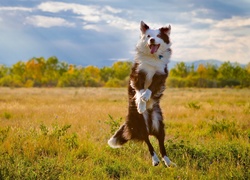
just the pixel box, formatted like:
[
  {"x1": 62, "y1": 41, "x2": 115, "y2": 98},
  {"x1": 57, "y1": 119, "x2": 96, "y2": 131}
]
[{"x1": 0, "y1": 0, "x2": 250, "y2": 67}]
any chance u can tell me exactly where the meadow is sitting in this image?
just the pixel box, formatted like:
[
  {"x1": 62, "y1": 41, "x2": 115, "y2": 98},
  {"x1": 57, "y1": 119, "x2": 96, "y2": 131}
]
[{"x1": 0, "y1": 87, "x2": 249, "y2": 179}]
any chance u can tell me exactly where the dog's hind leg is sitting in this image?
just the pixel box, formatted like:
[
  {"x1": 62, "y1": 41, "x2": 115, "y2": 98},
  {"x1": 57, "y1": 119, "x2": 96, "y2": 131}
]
[
  {"x1": 157, "y1": 131, "x2": 177, "y2": 167},
  {"x1": 145, "y1": 138, "x2": 160, "y2": 166},
  {"x1": 152, "y1": 105, "x2": 177, "y2": 167}
]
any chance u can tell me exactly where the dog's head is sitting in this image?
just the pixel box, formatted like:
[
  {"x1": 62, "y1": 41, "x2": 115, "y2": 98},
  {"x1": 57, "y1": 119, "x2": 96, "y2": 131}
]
[{"x1": 137, "y1": 21, "x2": 171, "y2": 57}]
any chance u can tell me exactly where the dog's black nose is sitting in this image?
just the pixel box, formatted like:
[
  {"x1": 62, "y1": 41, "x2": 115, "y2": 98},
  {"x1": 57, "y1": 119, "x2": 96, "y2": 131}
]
[{"x1": 150, "y1": 38, "x2": 155, "y2": 44}]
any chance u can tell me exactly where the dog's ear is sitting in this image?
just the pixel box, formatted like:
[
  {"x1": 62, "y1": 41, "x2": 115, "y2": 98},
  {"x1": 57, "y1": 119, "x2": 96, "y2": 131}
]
[
  {"x1": 140, "y1": 21, "x2": 149, "y2": 34},
  {"x1": 160, "y1": 25, "x2": 171, "y2": 35}
]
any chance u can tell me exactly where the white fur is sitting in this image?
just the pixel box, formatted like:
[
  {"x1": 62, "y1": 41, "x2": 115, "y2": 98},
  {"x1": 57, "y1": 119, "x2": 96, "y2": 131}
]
[
  {"x1": 137, "y1": 57, "x2": 168, "y2": 76},
  {"x1": 108, "y1": 137, "x2": 122, "y2": 148},
  {"x1": 162, "y1": 156, "x2": 177, "y2": 167},
  {"x1": 135, "y1": 90, "x2": 147, "y2": 114},
  {"x1": 151, "y1": 110, "x2": 161, "y2": 132},
  {"x1": 142, "y1": 111, "x2": 149, "y2": 132},
  {"x1": 147, "y1": 29, "x2": 162, "y2": 44},
  {"x1": 138, "y1": 100, "x2": 146, "y2": 114},
  {"x1": 152, "y1": 152, "x2": 160, "y2": 166},
  {"x1": 141, "y1": 89, "x2": 152, "y2": 102}
]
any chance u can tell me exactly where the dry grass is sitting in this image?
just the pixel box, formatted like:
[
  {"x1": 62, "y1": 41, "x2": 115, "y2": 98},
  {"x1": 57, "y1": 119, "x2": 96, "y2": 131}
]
[
  {"x1": 0, "y1": 88, "x2": 126, "y2": 132},
  {"x1": 0, "y1": 87, "x2": 249, "y2": 179}
]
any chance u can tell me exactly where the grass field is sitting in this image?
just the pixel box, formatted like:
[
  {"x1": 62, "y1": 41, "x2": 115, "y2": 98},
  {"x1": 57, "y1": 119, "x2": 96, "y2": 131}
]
[{"x1": 0, "y1": 87, "x2": 249, "y2": 179}]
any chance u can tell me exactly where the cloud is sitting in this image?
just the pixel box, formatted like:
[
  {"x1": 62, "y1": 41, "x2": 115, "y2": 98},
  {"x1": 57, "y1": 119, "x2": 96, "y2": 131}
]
[
  {"x1": 81, "y1": 15, "x2": 101, "y2": 23},
  {"x1": 1, "y1": 0, "x2": 250, "y2": 66},
  {"x1": 101, "y1": 14, "x2": 138, "y2": 30},
  {"x1": 82, "y1": 24, "x2": 101, "y2": 31},
  {"x1": 37, "y1": 1, "x2": 137, "y2": 31},
  {"x1": 37, "y1": 2, "x2": 100, "y2": 16},
  {"x1": 103, "y1": 5, "x2": 122, "y2": 14},
  {"x1": 25, "y1": 15, "x2": 75, "y2": 28},
  {"x1": 214, "y1": 16, "x2": 250, "y2": 29},
  {"x1": 171, "y1": 14, "x2": 250, "y2": 63},
  {"x1": 0, "y1": 6, "x2": 32, "y2": 12}
]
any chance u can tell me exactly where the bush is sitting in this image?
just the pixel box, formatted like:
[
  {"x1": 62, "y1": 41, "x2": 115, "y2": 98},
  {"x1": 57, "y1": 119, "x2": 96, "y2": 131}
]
[{"x1": 105, "y1": 78, "x2": 124, "y2": 87}]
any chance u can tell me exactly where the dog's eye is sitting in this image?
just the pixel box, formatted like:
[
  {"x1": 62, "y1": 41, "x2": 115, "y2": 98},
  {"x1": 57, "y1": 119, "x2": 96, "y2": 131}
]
[{"x1": 147, "y1": 35, "x2": 151, "y2": 38}]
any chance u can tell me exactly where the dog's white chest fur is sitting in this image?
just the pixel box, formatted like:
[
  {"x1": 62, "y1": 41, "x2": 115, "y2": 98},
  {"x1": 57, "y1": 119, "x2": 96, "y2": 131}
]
[
  {"x1": 135, "y1": 52, "x2": 170, "y2": 82},
  {"x1": 138, "y1": 56, "x2": 167, "y2": 75}
]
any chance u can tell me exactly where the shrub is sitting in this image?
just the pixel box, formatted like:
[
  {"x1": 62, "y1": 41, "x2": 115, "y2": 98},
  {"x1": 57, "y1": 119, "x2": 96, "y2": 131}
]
[{"x1": 105, "y1": 115, "x2": 122, "y2": 134}]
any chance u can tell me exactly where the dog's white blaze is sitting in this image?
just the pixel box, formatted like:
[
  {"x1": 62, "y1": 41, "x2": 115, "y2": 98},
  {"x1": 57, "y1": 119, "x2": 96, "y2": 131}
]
[
  {"x1": 146, "y1": 29, "x2": 161, "y2": 42},
  {"x1": 145, "y1": 29, "x2": 171, "y2": 48},
  {"x1": 152, "y1": 152, "x2": 160, "y2": 166},
  {"x1": 108, "y1": 137, "x2": 122, "y2": 148}
]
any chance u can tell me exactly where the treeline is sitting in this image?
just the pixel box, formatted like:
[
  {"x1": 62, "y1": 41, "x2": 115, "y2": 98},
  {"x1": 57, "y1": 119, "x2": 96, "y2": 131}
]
[
  {"x1": 0, "y1": 56, "x2": 249, "y2": 88},
  {"x1": 168, "y1": 62, "x2": 250, "y2": 88},
  {"x1": 0, "y1": 57, "x2": 131, "y2": 87}
]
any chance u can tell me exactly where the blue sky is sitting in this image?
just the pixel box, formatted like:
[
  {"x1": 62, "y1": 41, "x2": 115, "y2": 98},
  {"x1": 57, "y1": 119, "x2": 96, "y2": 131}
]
[{"x1": 0, "y1": 0, "x2": 250, "y2": 66}]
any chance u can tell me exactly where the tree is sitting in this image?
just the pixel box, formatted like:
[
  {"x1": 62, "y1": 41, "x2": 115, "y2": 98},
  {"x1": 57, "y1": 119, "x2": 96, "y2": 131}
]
[
  {"x1": 246, "y1": 63, "x2": 250, "y2": 74},
  {"x1": 43, "y1": 56, "x2": 60, "y2": 86},
  {"x1": 112, "y1": 61, "x2": 132, "y2": 80},
  {"x1": 58, "y1": 65, "x2": 84, "y2": 87},
  {"x1": 197, "y1": 64, "x2": 207, "y2": 87},
  {"x1": 11, "y1": 61, "x2": 26, "y2": 80},
  {"x1": 218, "y1": 62, "x2": 234, "y2": 80},
  {"x1": 82, "y1": 66, "x2": 101, "y2": 87},
  {"x1": 9, "y1": 61, "x2": 27, "y2": 86},
  {"x1": 100, "y1": 66, "x2": 114, "y2": 82},
  {"x1": 170, "y1": 62, "x2": 188, "y2": 78},
  {"x1": 0, "y1": 65, "x2": 9, "y2": 78},
  {"x1": 244, "y1": 63, "x2": 250, "y2": 87},
  {"x1": 218, "y1": 62, "x2": 241, "y2": 87},
  {"x1": 25, "y1": 57, "x2": 46, "y2": 86},
  {"x1": 197, "y1": 64, "x2": 206, "y2": 78},
  {"x1": 206, "y1": 63, "x2": 218, "y2": 79}
]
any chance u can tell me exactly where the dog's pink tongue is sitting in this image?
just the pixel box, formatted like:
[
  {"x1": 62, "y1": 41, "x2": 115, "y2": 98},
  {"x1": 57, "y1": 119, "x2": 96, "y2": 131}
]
[{"x1": 150, "y1": 45, "x2": 158, "y2": 54}]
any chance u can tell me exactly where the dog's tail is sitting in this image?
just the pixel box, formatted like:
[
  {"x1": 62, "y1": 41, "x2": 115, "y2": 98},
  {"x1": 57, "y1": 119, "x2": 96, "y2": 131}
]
[{"x1": 108, "y1": 124, "x2": 128, "y2": 148}]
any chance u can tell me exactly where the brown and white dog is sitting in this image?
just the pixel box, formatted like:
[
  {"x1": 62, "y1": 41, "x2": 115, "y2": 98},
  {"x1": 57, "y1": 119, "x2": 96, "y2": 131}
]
[{"x1": 108, "y1": 21, "x2": 175, "y2": 167}]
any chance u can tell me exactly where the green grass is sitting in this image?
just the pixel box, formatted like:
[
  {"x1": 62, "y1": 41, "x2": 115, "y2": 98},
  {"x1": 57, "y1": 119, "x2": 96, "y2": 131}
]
[{"x1": 0, "y1": 87, "x2": 249, "y2": 179}]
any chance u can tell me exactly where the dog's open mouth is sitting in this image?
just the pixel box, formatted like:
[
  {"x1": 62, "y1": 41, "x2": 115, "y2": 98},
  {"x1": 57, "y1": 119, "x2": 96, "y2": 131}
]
[{"x1": 149, "y1": 44, "x2": 160, "y2": 54}]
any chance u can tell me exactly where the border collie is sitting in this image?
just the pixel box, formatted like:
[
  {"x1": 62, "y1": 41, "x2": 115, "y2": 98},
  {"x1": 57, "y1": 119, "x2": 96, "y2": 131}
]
[{"x1": 108, "y1": 21, "x2": 176, "y2": 167}]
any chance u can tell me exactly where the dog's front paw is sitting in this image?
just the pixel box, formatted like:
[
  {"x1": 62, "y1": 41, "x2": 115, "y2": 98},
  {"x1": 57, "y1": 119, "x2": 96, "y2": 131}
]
[
  {"x1": 141, "y1": 89, "x2": 152, "y2": 102},
  {"x1": 137, "y1": 100, "x2": 146, "y2": 114}
]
